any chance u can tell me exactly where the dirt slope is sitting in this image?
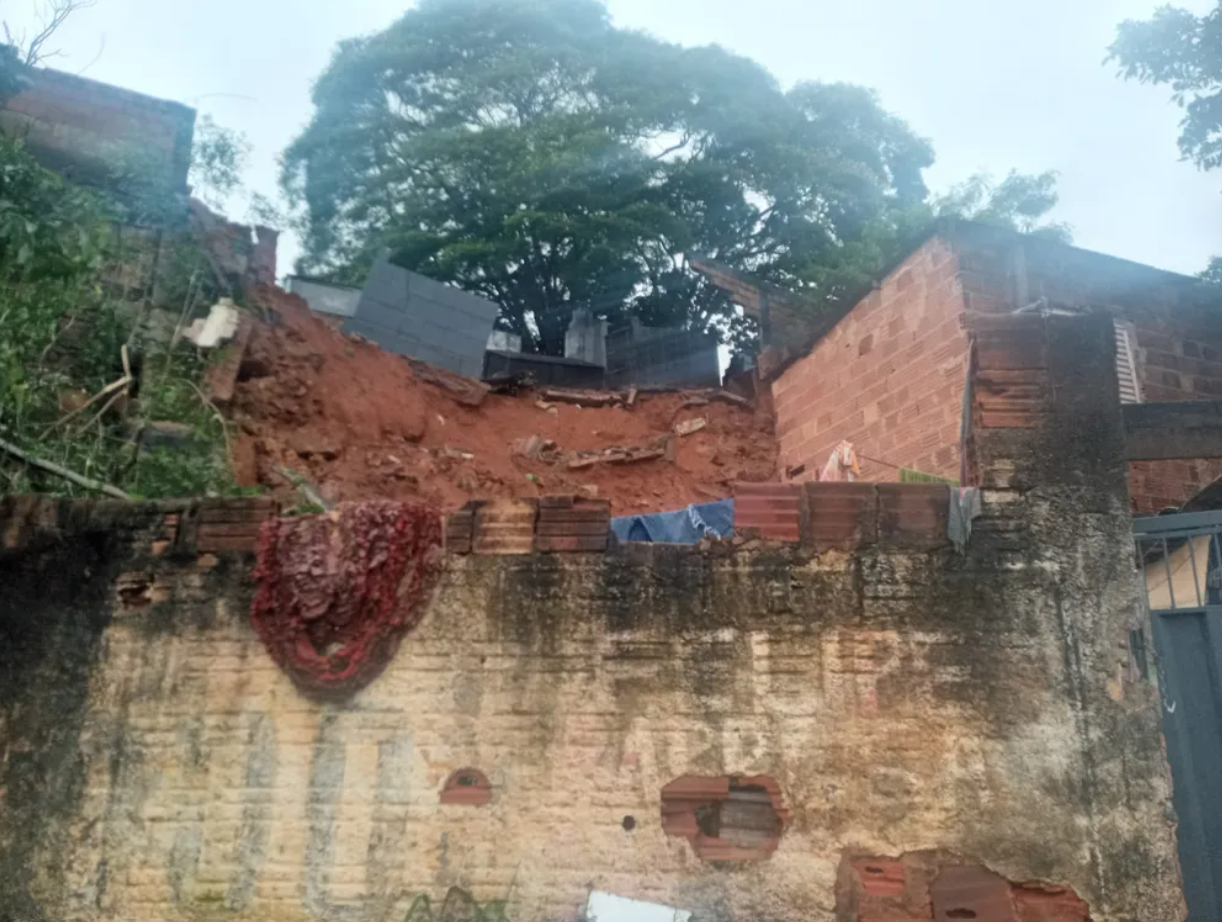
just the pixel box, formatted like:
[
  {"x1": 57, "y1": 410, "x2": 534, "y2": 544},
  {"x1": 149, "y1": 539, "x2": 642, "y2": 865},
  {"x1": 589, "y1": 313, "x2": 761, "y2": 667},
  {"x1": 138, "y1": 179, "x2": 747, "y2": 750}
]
[{"x1": 230, "y1": 292, "x2": 778, "y2": 514}]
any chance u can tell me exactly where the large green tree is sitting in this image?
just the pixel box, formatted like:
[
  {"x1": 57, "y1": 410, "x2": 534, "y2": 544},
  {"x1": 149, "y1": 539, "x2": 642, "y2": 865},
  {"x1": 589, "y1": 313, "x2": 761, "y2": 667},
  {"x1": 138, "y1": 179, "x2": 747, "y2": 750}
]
[
  {"x1": 283, "y1": 0, "x2": 937, "y2": 353},
  {"x1": 285, "y1": 0, "x2": 1066, "y2": 354}
]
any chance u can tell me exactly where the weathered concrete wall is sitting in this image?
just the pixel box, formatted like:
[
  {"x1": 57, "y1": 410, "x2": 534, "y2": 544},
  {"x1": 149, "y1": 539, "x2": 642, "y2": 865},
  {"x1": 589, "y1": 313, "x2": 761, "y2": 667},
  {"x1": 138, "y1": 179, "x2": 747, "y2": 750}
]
[{"x1": 0, "y1": 316, "x2": 1182, "y2": 922}]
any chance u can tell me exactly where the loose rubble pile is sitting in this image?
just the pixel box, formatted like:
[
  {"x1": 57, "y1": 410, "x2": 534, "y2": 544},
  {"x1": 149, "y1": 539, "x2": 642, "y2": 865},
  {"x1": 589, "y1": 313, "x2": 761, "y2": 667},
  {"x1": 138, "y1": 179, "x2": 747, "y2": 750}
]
[{"x1": 227, "y1": 288, "x2": 778, "y2": 514}]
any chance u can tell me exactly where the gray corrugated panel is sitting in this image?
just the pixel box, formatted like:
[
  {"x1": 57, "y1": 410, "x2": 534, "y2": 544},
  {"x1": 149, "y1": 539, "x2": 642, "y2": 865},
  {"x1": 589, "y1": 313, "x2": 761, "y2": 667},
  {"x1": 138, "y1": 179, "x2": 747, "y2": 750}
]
[
  {"x1": 348, "y1": 252, "x2": 499, "y2": 376},
  {"x1": 437, "y1": 309, "x2": 497, "y2": 338},
  {"x1": 347, "y1": 318, "x2": 403, "y2": 344},
  {"x1": 287, "y1": 278, "x2": 361, "y2": 318},
  {"x1": 363, "y1": 253, "x2": 409, "y2": 305},
  {"x1": 357, "y1": 304, "x2": 408, "y2": 334}
]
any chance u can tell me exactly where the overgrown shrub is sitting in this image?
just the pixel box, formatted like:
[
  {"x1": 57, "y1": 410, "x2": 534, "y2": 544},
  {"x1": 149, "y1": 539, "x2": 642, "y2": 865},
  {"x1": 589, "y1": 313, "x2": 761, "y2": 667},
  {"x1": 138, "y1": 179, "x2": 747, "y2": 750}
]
[{"x1": 0, "y1": 135, "x2": 247, "y2": 499}]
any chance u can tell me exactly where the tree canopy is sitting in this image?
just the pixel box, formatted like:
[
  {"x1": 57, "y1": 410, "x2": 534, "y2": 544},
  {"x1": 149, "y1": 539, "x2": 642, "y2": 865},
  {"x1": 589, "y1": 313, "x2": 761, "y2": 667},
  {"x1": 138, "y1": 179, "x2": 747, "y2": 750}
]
[
  {"x1": 1111, "y1": 4, "x2": 1222, "y2": 171},
  {"x1": 285, "y1": 0, "x2": 1063, "y2": 354},
  {"x1": 1110, "y1": 4, "x2": 1222, "y2": 283},
  {"x1": 935, "y1": 170, "x2": 1072, "y2": 244}
]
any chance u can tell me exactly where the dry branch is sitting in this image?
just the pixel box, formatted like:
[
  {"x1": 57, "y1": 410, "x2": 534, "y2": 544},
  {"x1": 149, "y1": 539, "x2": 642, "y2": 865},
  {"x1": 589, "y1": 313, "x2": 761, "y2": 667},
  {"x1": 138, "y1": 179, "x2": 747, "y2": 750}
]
[{"x1": 0, "y1": 435, "x2": 130, "y2": 499}]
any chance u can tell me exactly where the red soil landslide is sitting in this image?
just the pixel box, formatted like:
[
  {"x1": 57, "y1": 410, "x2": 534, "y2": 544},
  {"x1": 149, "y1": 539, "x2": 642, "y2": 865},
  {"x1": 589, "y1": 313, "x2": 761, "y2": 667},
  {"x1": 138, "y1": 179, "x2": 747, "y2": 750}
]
[{"x1": 231, "y1": 289, "x2": 777, "y2": 515}]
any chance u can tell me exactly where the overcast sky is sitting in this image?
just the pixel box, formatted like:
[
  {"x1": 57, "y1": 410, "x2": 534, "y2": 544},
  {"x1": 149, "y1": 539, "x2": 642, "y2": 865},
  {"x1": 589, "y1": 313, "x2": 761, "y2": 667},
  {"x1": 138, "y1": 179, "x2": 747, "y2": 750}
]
[{"x1": 9, "y1": 0, "x2": 1220, "y2": 276}]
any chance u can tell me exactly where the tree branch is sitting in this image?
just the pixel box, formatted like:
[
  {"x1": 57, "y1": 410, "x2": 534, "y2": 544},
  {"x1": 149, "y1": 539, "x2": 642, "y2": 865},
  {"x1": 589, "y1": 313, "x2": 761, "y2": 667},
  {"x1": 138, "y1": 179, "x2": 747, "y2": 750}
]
[
  {"x1": 0, "y1": 435, "x2": 130, "y2": 499},
  {"x1": 23, "y1": 0, "x2": 96, "y2": 67}
]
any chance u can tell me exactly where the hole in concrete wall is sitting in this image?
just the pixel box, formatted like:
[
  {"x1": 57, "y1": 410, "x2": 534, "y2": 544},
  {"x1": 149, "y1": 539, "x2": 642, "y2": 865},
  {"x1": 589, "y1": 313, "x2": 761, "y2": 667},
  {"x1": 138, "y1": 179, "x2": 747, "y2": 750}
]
[
  {"x1": 932, "y1": 865, "x2": 1018, "y2": 922},
  {"x1": 842, "y1": 853, "x2": 1091, "y2": 922},
  {"x1": 440, "y1": 768, "x2": 491, "y2": 806},
  {"x1": 115, "y1": 571, "x2": 165, "y2": 610},
  {"x1": 660, "y1": 774, "x2": 788, "y2": 862},
  {"x1": 622, "y1": 815, "x2": 636, "y2": 831}
]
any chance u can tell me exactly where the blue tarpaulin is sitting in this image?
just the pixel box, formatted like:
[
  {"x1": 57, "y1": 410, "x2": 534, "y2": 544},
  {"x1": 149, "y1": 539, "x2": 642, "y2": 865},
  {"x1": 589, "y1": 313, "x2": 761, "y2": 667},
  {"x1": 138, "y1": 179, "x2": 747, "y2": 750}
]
[{"x1": 611, "y1": 500, "x2": 734, "y2": 544}]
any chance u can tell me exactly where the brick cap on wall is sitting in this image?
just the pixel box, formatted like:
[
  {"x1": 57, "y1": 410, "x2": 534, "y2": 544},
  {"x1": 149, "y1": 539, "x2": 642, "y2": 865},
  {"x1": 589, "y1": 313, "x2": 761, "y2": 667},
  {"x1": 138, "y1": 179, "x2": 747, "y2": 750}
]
[{"x1": 735, "y1": 481, "x2": 952, "y2": 551}]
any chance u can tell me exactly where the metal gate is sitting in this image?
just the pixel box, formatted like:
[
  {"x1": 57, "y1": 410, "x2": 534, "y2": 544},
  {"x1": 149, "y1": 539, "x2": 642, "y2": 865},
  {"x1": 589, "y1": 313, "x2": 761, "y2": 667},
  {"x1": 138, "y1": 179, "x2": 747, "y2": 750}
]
[{"x1": 1135, "y1": 511, "x2": 1222, "y2": 921}]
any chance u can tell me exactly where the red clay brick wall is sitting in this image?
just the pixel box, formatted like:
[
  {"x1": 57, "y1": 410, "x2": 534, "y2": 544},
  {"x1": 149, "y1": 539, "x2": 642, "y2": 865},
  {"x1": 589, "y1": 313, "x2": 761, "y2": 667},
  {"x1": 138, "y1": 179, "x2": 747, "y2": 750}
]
[
  {"x1": 949, "y1": 222, "x2": 1222, "y2": 513},
  {"x1": 1, "y1": 67, "x2": 195, "y2": 191},
  {"x1": 1129, "y1": 322, "x2": 1222, "y2": 512},
  {"x1": 772, "y1": 238, "x2": 969, "y2": 483}
]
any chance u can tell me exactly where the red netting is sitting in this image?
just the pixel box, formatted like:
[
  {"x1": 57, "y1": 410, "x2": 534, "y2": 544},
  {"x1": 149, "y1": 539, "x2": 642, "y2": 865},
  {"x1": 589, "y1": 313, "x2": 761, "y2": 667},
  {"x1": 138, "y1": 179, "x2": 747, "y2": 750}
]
[{"x1": 250, "y1": 500, "x2": 443, "y2": 698}]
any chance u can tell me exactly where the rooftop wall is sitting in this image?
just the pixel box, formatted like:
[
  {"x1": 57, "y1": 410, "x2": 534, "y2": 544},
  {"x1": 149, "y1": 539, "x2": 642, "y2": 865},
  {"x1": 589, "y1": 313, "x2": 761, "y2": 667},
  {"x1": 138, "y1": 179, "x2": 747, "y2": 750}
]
[
  {"x1": 949, "y1": 222, "x2": 1222, "y2": 512},
  {"x1": 0, "y1": 317, "x2": 1182, "y2": 922},
  {"x1": 0, "y1": 66, "x2": 195, "y2": 193}
]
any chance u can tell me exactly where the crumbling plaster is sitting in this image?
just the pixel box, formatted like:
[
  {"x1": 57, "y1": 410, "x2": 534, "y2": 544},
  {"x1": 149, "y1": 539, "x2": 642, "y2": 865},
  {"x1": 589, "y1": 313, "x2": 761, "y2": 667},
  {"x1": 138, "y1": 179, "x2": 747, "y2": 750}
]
[{"x1": 0, "y1": 315, "x2": 1183, "y2": 922}]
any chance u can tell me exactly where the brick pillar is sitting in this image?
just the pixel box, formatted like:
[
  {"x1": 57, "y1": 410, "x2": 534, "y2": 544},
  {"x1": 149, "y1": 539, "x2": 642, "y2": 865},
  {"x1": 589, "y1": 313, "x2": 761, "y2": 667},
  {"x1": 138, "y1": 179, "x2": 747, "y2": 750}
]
[
  {"x1": 963, "y1": 312, "x2": 1177, "y2": 922},
  {"x1": 252, "y1": 226, "x2": 279, "y2": 287},
  {"x1": 966, "y1": 312, "x2": 1126, "y2": 501}
]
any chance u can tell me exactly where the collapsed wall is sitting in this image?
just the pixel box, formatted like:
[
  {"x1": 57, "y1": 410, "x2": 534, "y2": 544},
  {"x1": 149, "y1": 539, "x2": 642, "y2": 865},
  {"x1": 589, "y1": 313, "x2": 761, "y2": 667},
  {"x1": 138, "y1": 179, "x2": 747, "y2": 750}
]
[{"x1": 0, "y1": 316, "x2": 1182, "y2": 922}]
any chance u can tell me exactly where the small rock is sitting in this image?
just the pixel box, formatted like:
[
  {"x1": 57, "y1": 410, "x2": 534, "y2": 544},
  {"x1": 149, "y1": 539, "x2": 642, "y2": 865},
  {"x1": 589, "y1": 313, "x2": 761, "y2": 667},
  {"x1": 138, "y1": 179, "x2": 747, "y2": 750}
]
[
  {"x1": 675, "y1": 417, "x2": 708, "y2": 437},
  {"x1": 513, "y1": 435, "x2": 545, "y2": 459},
  {"x1": 142, "y1": 421, "x2": 197, "y2": 451},
  {"x1": 292, "y1": 435, "x2": 340, "y2": 461}
]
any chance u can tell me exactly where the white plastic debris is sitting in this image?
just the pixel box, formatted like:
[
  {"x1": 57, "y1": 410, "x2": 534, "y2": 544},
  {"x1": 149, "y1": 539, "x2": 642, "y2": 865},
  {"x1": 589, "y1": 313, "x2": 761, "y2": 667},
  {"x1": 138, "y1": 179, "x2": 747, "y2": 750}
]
[
  {"x1": 183, "y1": 298, "x2": 241, "y2": 348},
  {"x1": 587, "y1": 892, "x2": 692, "y2": 922}
]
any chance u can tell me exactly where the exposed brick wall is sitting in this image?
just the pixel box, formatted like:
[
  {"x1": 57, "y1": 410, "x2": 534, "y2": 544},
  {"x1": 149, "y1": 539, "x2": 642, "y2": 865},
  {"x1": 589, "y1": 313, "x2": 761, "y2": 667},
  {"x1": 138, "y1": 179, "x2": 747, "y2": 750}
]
[
  {"x1": 773, "y1": 221, "x2": 1222, "y2": 510},
  {"x1": 0, "y1": 327, "x2": 1184, "y2": 922},
  {"x1": 447, "y1": 496, "x2": 612, "y2": 554},
  {"x1": 948, "y1": 221, "x2": 1222, "y2": 513},
  {"x1": 1128, "y1": 323, "x2": 1222, "y2": 512},
  {"x1": 772, "y1": 238, "x2": 969, "y2": 483},
  {"x1": 734, "y1": 481, "x2": 951, "y2": 551},
  {"x1": 839, "y1": 852, "x2": 1092, "y2": 922},
  {"x1": 0, "y1": 67, "x2": 195, "y2": 193}
]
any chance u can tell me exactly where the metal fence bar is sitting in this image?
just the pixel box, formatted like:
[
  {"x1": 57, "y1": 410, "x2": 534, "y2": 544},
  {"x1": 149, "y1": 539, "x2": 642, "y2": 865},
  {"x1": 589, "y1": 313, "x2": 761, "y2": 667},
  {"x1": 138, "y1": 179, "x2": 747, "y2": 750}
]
[
  {"x1": 1164, "y1": 537, "x2": 1178, "y2": 610},
  {"x1": 1188, "y1": 537, "x2": 1204, "y2": 609},
  {"x1": 1133, "y1": 510, "x2": 1222, "y2": 534},
  {"x1": 1134, "y1": 510, "x2": 1222, "y2": 921}
]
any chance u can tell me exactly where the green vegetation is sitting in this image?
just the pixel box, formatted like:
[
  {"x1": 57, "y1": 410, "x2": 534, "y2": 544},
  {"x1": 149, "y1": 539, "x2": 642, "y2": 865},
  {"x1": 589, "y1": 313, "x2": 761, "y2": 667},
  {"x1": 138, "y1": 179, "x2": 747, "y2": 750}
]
[
  {"x1": 284, "y1": 0, "x2": 1066, "y2": 356},
  {"x1": 0, "y1": 133, "x2": 246, "y2": 499},
  {"x1": 1110, "y1": 3, "x2": 1222, "y2": 282},
  {"x1": 1111, "y1": 5, "x2": 1222, "y2": 174}
]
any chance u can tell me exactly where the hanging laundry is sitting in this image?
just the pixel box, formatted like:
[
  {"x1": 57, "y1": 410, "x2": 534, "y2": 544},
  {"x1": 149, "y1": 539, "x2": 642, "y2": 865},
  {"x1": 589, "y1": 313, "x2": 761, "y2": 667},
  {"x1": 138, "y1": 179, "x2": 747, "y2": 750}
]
[
  {"x1": 611, "y1": 500, "x2": 734, "y2": 544},
  {"x1": 820, "y1": 440, "x2": 861, "y2": 482},
  {"x1": 900, "y1": 468, "x2": 959, "y2": 485},
  {"x1": 948, "y1": 488, "x2": 982, "y2": 553}
]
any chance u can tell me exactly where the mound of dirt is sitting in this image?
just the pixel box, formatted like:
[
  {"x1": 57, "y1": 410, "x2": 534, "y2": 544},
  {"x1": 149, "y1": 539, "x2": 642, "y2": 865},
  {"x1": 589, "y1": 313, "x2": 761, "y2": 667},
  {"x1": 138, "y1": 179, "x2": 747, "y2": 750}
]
[{"x1": 230, "y1": 290, "x2": 778, "y2": 515}]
